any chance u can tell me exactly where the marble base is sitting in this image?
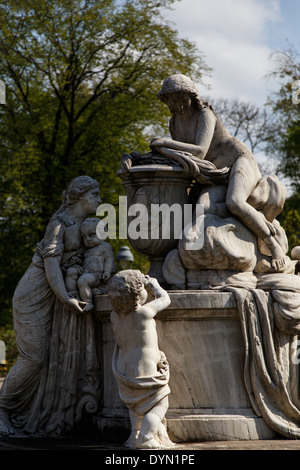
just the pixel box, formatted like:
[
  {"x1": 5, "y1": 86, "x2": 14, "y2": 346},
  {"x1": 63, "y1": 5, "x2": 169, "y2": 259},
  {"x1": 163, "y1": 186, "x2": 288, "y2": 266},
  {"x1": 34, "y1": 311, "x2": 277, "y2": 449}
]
[
  {"x1": 94, "y1": 291, "x2": 276, "y2": 442},
  {"x1": 166, "y1": 410, "x2": 275, "y2": 442}
]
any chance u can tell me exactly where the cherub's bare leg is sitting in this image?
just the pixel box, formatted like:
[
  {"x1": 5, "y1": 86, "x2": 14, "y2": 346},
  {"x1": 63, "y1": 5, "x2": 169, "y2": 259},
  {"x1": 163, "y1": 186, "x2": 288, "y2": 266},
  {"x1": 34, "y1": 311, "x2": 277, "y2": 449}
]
[
  {"x1": 226, "y1": 156, "x2": 286, "y2": 270},
  {"x1": 124, "y1": 410, "x2": 142, "y2": 447},
  {"x1": 157, "y1": 418, "x2": 175, "y2": 447},
  {"x1": 65, "y1": 266, "x2": 79, "y2": 293},
  {"x1": 77, "y1": 273, "x2": 97, "y2": 311},
  {"x1": 136, "y1": 397, "x2": 169, "y2": 449},
  {"x1": 136, "y1": 412, "x2": 162, "y2": 449}
]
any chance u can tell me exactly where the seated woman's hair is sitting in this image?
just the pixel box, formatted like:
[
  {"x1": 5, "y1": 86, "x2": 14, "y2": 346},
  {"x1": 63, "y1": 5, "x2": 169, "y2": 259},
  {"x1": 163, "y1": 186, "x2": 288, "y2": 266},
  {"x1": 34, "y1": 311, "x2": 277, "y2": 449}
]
[
  {"x1": 157, "y1": 73, "x2": 214, "y2": 111},
  {"x1": 62, "y1": 176, "x2": 99, "y2": 207}
]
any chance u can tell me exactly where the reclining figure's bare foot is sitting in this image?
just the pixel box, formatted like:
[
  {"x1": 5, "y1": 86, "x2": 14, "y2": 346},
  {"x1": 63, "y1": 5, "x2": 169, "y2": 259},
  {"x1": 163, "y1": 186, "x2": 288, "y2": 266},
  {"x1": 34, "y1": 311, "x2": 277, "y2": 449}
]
[{"x1": 263, "y1": 235, "x2": 286, "y2": 271}]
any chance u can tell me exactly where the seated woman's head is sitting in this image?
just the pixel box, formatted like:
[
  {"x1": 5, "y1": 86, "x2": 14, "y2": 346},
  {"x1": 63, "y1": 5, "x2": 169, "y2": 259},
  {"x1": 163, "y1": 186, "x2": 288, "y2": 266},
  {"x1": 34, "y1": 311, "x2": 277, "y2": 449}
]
[
  {"x1": 157, "y1": 74, "x2": 213, "y2": 115},
  {"x1": 158, "y1": 74, "x2": 200, "y2": 105},
  {"x1": 61, "y1": 176, "x2": 101, "y2": 215}
]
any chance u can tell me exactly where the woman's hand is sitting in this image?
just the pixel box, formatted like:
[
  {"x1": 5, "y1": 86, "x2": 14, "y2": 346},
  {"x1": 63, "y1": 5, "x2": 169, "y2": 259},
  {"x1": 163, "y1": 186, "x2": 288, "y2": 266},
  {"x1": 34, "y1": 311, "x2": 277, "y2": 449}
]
[
  {"x1": 64, "y1": 297, "x2": 87, "y2": 315},
  {"x1": 150, "y1": 137, "x2": 172, "y2": 150}
]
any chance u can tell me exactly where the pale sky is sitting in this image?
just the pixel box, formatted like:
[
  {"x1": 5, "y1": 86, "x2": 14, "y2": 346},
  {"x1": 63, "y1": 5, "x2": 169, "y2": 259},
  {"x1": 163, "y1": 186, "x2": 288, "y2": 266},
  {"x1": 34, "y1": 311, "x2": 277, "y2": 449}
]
[{"x1": 164, "y1": 0, "x2": 300, "y2": 106}]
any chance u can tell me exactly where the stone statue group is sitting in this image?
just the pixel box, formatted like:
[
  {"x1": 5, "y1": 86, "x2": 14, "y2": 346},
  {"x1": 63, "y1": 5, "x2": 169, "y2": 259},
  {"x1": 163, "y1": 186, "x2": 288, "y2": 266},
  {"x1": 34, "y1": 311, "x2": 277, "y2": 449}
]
[{"x1": 1, "y1": 74, "x2": 300, "y2": 447}]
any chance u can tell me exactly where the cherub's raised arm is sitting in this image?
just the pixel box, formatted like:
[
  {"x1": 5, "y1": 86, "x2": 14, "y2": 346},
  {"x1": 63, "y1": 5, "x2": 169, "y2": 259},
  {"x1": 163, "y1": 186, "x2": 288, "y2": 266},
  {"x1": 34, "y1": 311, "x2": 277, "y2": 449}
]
[{"x1": 144, "y1": 276, "x2": 171, "y2": 316}]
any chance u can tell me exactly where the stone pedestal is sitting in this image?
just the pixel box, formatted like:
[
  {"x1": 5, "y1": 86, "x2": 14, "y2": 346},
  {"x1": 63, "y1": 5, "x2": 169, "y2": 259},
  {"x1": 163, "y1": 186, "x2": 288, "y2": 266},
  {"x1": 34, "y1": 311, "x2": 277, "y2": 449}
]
[{"x1": 94, "y1": 291, "x2": 276, "y2": 442}]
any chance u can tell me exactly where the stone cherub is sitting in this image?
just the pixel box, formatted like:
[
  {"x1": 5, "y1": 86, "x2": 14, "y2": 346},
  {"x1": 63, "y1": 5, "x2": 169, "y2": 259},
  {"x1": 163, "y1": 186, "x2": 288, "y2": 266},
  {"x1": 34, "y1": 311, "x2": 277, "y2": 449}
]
[
  {"x1": 65, "y1": 218, "x2": 115, "y2": 311},
  {"x1": 108, "y1": 270, "x2": 174, "y2": 449},
  {"x1": 150, "y1": 73, "x2": 286, "y2": 271}
]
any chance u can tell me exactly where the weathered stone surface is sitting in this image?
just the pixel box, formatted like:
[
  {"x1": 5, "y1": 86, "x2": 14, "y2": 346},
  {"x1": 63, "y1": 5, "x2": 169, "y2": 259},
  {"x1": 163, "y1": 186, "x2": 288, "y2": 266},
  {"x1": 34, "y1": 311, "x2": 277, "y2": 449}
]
[
  {"x1": 166, "y1": 412, "x2": 275, "y2": 442},
  {"x1": 0, "y1": 176, "x2": 103, "y2": 438},
  {"x1": 94, "y1": 290, "x2": 275, "y2": 442},
  {"x1": 115, "y1": 75, "x2": 300, "y2": 440}
]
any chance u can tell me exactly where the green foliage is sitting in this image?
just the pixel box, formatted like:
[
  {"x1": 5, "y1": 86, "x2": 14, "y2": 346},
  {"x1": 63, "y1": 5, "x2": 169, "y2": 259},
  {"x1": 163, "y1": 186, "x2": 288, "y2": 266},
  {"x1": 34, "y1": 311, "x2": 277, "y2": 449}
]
[
  {"x1": 278, "y1": 194, "x2": 300, "y2": 252},
  {"x1": 0, "y1": 0, "x2": 209, "y2": 326},
  {"x1": 281, "y1": 121, "x2": 300, "y2": 192},
  {"x1": 266, "y1": 48, "x2": 300, "y2": 190},
  {"x1": 266, "y1": 47, "x2": 300, "y2": 252}
]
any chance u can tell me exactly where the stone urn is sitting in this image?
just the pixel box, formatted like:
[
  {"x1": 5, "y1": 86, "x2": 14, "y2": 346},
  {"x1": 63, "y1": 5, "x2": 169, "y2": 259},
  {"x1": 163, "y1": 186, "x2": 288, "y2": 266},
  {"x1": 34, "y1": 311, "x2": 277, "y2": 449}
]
[{"x1": 117, "y1": 163, "x2": 193, "y2": 282}]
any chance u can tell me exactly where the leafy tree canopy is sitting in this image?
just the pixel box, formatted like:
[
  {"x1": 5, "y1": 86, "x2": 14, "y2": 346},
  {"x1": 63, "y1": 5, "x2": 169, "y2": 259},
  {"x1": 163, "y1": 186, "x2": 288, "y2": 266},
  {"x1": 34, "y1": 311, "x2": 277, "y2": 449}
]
[
  {"x1": 266, "y1": 46, "x2": 300, "y2": 252},
  {"x1": 266, "y1": 46, "x2": 300, "y2": 190},
  {"x1": 0, "y1": 0, "x2": 210, "y2": 325}
]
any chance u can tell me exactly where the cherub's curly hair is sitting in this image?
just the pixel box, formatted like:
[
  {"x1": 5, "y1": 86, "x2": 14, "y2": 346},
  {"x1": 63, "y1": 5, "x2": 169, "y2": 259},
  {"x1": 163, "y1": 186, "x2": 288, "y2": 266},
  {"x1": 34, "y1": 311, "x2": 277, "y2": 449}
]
[
  {"x1": 108, "y1": 270, "x2": 145, "y2": 313},
  {"x1": 157, "y1": 74, "x2": 213, "y2": 111}
]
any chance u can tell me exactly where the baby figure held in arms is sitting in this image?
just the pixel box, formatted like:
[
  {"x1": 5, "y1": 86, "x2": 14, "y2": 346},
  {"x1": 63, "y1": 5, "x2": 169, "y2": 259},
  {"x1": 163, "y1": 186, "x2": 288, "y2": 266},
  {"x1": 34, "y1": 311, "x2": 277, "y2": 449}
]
[{"x1": 65, "y1": 218, "x2": 115, "y2": 311}]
